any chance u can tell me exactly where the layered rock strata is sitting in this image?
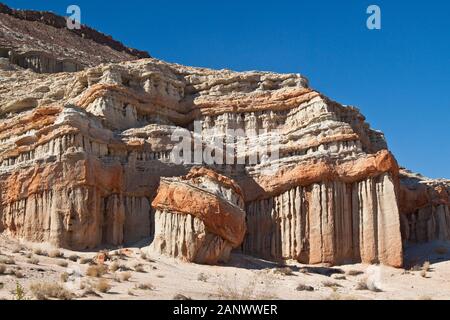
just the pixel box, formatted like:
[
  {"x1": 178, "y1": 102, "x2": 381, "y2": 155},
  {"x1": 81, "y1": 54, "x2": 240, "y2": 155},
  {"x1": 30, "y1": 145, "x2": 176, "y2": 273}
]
[
  {"x1": 399, "y1": 169, "x2": 450, "y2": 243},
  {"x1": 150, "y1": 167, "x2": 246, "y2": 264},
  {"x1": 0, "y1": 3, "x2": 149, "y2": 73}
]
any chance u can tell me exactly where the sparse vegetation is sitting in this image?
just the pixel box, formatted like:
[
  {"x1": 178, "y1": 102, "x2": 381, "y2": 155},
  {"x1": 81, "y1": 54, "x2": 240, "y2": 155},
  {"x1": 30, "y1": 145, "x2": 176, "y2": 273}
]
[
  {"x1": 27, "y1": 257, "x2": 39, "y2": 265},
  {"x1": 68, "y1": 255, "x2": 79, "y2": 262},
  {"x1": 13, "y1": 282, "x2": 27, "y2": 300},
  {"x1": 322, "y1": 280, "x2": 342, "y2": 289},
  {"x1": 56, "y1": 260, "x2": 68, "y2": 268},
  {"x1": 95, "y1": 279, "x2": 111, "y2": 293},
  {"x1": 346, "y1": 270, "x2": 364, "y2": 276},
  {"x1": 296, "y1": 283, "x2": 314, "y2": 291},
  {"x1": 197, "y1": 273, "x2": 208, "y2": 282},
  {"x1": 118, "y1": 271, "x2": 132, "y2": 282},
  {"x1": 274, "y1": 266, "x2": 294, "y2": 276},
  {"x1": 355, "y1": 278, "x2": 382, "y2": 292},
  {"x1": 13, "y1": 270, "x2": 24, "y2": 278},
  {"x1": 0, "y1": 257, "x2": 15, "y2": 265},
  {"x1": 109, "y1": 262, "x2": 120, "y2": 272},
  {"x1": 0, "y1": 264, "x2": 6, "y2": 275},
  {"x1": 79, "y1": 257, "x2": 93, "y2": 265},
  {"x1": 32, "y1": 248, "x2": 47, "y2": 256},
  {"x1": 134, "y1": 264, "x2": 145, "y2": 273},
  {"x1": 48, "y1": 249, "x2": 63, "y2": 258},
  {"x1": 422, "y1": 261, "x2": 430, "y2": 272},
  {"x1": 136, "y1": 283, "x2": 154, "y2": 290},
  {"x1": 60, "y1": 272, "x2": 69, "y2": 282},
  {"x1": 420, "y1": 270, "x2": 427, "y2": 278},
  {"x1": 30, "y1": 282, "x2": 73, "y2": 300},
  {"x1": 86, "y1": 264, "x2": 108, "y2": 277}
]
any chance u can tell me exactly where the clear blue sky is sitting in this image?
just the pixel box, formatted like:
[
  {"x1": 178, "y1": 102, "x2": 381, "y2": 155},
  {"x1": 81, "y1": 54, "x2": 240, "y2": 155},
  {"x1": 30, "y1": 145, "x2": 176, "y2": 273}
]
[{"x1": 4, "y1": 0, "x2": 450, "y2": 178}]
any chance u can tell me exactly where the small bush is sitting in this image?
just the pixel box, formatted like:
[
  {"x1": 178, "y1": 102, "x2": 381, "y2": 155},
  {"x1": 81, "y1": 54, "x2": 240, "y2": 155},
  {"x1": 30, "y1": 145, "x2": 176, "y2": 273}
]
[
  {"x1": 79, "y1": 257, "x2": 92, "y2": 265},
  {"x1": 422, "y1": 261, "x2": 431, "y2": 272},
  {"x1": 136, "y1": 283, "x2": 154, "y2": 290},
  {"x1": 109, "y1": 262, "x2": 120, "y2": 272},
  {"x1": 420, "y1": 270, "x2": 427, "y2": 278},
  {"x1": 56, "y1": 260, "x2": 68, "y2": 268},
  {"x1": 32, "y1": 248, "x2": 46, "y2": 256},
  {"x1": 12, "y1": 246, "x2": 22, "y2": 254},
  {"x1": 197, "y1": 273, "x2": 208, "y2": 282},
  {"x1": 29, "y1": 282, "x2": 73, "y2": 300},
  {"x1": 322, "y1": 280, "x2": 342, "y2": 288},
  {"x1": 95, "y1": 279, "x2": 111, "y2": 293},
  {"x1": 13, "y1": 270, "x2": 24, "y2": 278},
  {"x1": 355, "y1": 278, "x2": 382, "y2": 292},
  {"x1": 48, "y1": 250, "x2": 63, "y2": 258},
  {"x1": 296, "y1": 283, "x2": 314, "y2": 291},
  {"x1": 274, "y1": 267, "x2": 294, "y2": 276},
  {"x1": 119, "y1": 271, "x2": 132, "y2": 282},
  {"x1": 86, "y1": 265, "x2": 108, "y2": 278},
  {"x1": 0, "y1": 264, "x2": 6, "y2": 274},
  {"x1": 346, "y1": 270, "x2": 364, "y2": 276},
  {"x1": 68, "y1": 255, "x2": 79, "y2": 262},
  {"x1": 0, "y1": 257, "x2": 15, "y2": 265},
  {"x1": 27, "y1": 257, "x2": 39, "y2": 265},
  {"x1": 60, "y1": 272, "x2": 69, "y2": 282}
]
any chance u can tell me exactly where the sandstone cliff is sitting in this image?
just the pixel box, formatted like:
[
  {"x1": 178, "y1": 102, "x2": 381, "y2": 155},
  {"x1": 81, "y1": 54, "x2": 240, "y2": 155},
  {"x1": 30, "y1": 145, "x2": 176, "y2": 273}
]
[{"x1": 0, "y1": 5, "x2": 447, "y2": 268}]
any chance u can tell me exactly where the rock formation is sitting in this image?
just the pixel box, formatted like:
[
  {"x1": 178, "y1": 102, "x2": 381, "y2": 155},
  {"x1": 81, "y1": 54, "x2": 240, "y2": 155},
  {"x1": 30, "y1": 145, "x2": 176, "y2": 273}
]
[
  {"x1": 150, "y1": 167, "x2": 246, "y2": 264},
  {"x1": 0, "y1": 4, "x2": 447, "y2": 268}
]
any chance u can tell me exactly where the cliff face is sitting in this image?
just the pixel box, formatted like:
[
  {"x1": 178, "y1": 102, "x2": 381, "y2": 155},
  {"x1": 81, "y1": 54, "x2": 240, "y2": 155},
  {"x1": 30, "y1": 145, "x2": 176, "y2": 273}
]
[
  {"x1": 0, "y1": 3, "x2": 149, "y2": 73},
  {"x1": 0, "y1": 5, "x2": 446, "y2": 268}
]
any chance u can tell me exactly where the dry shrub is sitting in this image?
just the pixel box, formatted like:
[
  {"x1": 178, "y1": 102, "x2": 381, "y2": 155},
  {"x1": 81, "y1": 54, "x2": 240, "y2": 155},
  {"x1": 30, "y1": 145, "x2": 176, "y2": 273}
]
[
  {"x1": 346, "y1": 270, "x2": 364, "y2": 276},
  {"x1": 86, "y1": 264, "x2": 108, "y2": 277},
  {"x1": 0, "y1": 264, "x2": 6, "y2": 274},
  {"x1": 79, "y1": 257, "x2": 92, "y2": 265},
  {"x1": 322, "y1": 280, "x2": 342, "y2": 288},
  {"x1": 420, "y1": 270, "x2": 427, "y2": 278},
  {"x1": 32, "y1": 248, "x2": 47, "y2": 256},
  {"x1": 13, "y1": 270, "x2": 24, "y2": 278},
  {"x1": 48, "y1": 249, "x2": 63, "y2": 258},
  {"x1": 197, "y1": 273, "x2": 208, "y2": 282},
  {"x1": 95, "y1": 279, "x2": 111, "y2": 293},
  {"x1": 60, "y1": 272, "x2": 69, "y2": 282},
  {"x1": 109, "y1": 262, "x2": 120, "y2": 272},
  {"x1": 136, "y1": 283, "x2": 154, "y2": 290},
  {"x1": 173, "y1": 294, "x2": 192, "y2": 300},
  {"x1": 0, "y1": 257, "x2": 15, "y2": 265},
  {"x1": 422, "y1": 261, "x2": 430, "y2": 272},
  {"x1": 217, "y1": 274, "x2": 276, "y2": 300},
  {"x1": 274, "y1": 267, "x2": 294, "y2": 276},
  {"x1": 134, "y1": 264, "x2": 145, "y2": 273},
  {"x1": 56, "y1": 260, "x2": 68, "y2": 268},
  {"x1": 119, "y1": 271, "x2": 132, "y2": 282},
  {"x1": 27, "y1": 257, "x2": 39, "y2": 265},
  {"x1": 68, "y1": 255, "x2": 79, "y2": 262},
  {"x1": 355, "y1": 278, "x2": 382, "y2": 292},
  {"x1": 296, "y1": 283, "x2": 314, "y2": 291},
  {"x1": 29, "y1": 282, "x2": 73, "y2": 300}
]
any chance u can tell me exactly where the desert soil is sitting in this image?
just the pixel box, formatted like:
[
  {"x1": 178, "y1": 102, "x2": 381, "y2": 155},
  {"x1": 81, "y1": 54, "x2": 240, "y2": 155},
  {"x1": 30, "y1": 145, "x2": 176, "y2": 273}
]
[{"x1": 1, "y1": 234, "x2": 449, "y2": 300}]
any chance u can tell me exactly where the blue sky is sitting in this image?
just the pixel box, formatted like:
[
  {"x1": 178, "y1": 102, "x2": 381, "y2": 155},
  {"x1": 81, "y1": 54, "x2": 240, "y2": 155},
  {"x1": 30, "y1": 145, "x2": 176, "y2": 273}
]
[{"x1": 4, "y1": 0, "x2": 450, "y2": 178}]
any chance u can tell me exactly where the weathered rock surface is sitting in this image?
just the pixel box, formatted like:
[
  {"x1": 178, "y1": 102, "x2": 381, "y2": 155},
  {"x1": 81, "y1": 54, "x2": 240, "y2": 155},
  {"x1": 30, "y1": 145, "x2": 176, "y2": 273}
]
[
  {"x1": 150, "y1": 167, "x2": 246, "y2": 264},
  {"x1": 399, "y1": 169, "x2": 450, "y2": 244},
  {"x1": 0, "y1": 3, "x2": 149, "y2": 73},
  {"x1": 0, "y1": 5, "x2": 446, "y2": 267}
]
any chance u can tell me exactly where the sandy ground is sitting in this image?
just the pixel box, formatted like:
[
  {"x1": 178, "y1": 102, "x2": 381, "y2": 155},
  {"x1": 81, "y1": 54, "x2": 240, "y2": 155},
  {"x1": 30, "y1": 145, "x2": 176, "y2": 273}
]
[{"x1": 1, "y1": 234, "x2": 450, "y2": 300}]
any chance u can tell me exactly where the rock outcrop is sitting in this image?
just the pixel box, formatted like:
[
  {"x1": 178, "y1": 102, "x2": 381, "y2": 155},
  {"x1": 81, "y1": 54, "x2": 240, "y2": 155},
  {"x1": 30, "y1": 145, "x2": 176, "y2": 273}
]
[
  {"x1": 399, "y1": 169, "x2": 450, "y2": 244},
  {"x1": 0, "y1": 5, "x2": 446, "y2": 268},
  {"x1": 150, "y1": 167, "x2": 246, "y2": 264},
  {"x1": 0, "y1": 3, "x2": 149, "y2": 73}
]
